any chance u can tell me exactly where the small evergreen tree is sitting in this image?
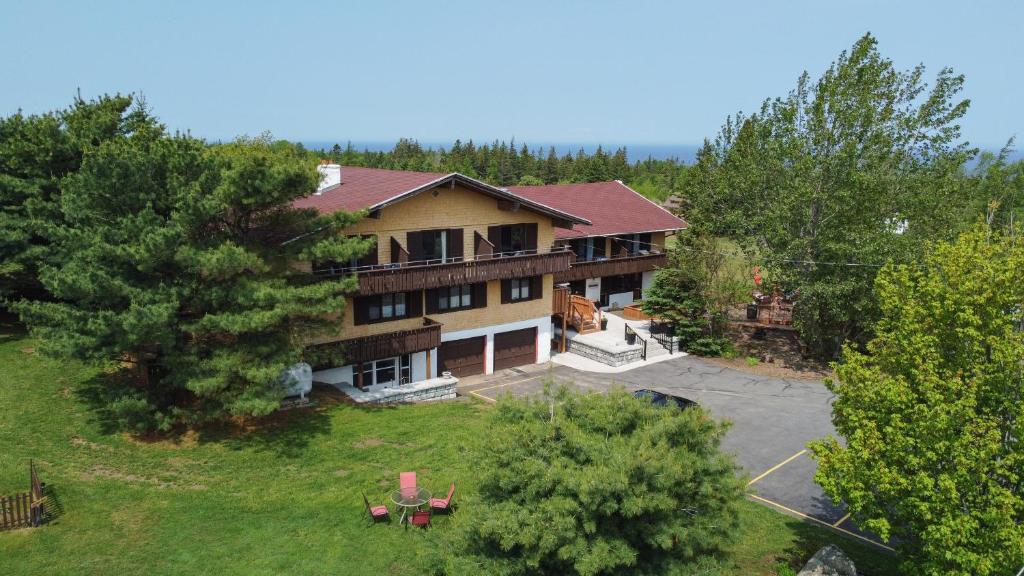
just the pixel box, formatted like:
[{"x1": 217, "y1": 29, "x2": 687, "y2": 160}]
[
  {"x1": 642, "y1": 236, "x2": 747, "y2": 356},
  {"x1": 446, "y1": 386, "x2": 742, "y2": 576}
]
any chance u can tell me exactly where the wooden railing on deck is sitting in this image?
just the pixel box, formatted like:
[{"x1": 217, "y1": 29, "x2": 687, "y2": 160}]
[
  {"x1": 323, "y1": 248, "x2": 573, "y2": 296},
  {"x1": 554, "y1": 252, "x2": 667, "y2": 283},
  {"x1": 309, "y1": 318, "x2": 442, "y2": 366}
]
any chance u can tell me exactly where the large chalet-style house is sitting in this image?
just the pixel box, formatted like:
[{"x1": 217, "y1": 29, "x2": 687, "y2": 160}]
[{"x1": 294, "y1": 164, "x2": 685, "y2": 393}]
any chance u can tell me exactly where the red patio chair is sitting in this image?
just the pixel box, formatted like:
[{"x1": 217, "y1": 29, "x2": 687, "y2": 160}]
[
  {"x1": 363, "y1": 493, "x2": 389, "y2": 523},
  {"x1": 409, "y1": 509, "x2": 431, "y2": 528},
  {"x1": 430, "y1": 483, "x2": 456, "y2": 513},
  {"x1": 399, "y1": 471, "x2": 417, "y2": 499}
]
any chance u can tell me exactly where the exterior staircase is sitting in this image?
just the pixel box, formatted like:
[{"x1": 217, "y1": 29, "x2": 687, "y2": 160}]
[
  {"x1": 552, "y1": 286, "x2": 603, "y2": 335},
  {"x1": 568, "y1": 294, "x2": 601, "y2": 334}
]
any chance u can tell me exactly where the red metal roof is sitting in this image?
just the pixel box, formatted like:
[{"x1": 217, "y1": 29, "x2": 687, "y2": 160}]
[
  {"x1": 292, "y1": 166, "x2": 590, "y2": 226},
  {"x1": 293, "y1": 166, "x2": 448, "y2": 214},
  {"x1": 506, "y1": 180, "x2": 688, "y2": 239}
]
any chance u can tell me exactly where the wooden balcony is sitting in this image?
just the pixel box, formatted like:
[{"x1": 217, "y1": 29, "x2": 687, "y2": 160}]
[
  {"x1": 554, "y1": 252, "x2": 668, "y2": 283},
  {"x1": 347, "y1": 248, "x2": 574, "y2": 296},
  {"x1": 310, "y1": 318, "x2": 442, "y2": 365}
]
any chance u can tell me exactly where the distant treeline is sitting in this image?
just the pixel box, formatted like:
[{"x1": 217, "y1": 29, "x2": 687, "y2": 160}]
[{"x1": 310, "y1": 138, "x2": 689, "y2": 201}]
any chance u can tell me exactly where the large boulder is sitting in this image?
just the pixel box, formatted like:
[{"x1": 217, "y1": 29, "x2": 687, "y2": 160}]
[{"x1": 797, "y1": 544, "x2": 857, "y2": 576}]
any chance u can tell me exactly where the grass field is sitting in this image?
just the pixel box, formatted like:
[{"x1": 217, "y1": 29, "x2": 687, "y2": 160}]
[{"x1": 0, "y1": 322, "x2": 898, "y2": 575}]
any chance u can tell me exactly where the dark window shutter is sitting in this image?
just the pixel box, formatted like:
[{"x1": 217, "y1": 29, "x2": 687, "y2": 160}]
[
  {"x1": 353, "y1": 296, "x2": 370, "y2": 325},
  {"x1": 390, "y1": 236, "x2": 408, "y2": 264},
  {"x1": 531, "y1": 275, "x2": 543, "y2": 301},
  {"x1": 448, "y1": 228, "x2": 464, "y2": 260},
  {"x1": 407, "y1": 231, "x2": 424, "y2": 264},
  {"x1": 425, "y1": 288, "x2": 438, "y2": 314},
  {"x1": 525, "y1": 223, "x2": 538, "y2": 252},
  {"x1": 359, "y1": 235, "x2": 378, "y2": 267},
  {"x1": 487, "y1": 226, "x2": 501, "y2": 254},
  {"x1": 407, "y1": 290, "x2": 422, "y2": 317},
  {"x1": 500, "y1": 279, "x2": 511, "y2": 304},
  {"x1": 473, "y1": 282, "x2": 488, "y2": 308}
]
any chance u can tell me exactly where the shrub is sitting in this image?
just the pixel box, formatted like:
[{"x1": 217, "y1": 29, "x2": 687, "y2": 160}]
[
  {"x1": 447, "y1": 386, "x2": 743, "y2": 576},
  {"x1": 685, "y1": 336, "x2": 731, "y2": 357}
]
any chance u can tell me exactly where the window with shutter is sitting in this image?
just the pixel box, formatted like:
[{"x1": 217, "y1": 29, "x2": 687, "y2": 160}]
[
  {"x1": 507, "y1": 277, "x2": 540, "y2": 302},
  {"x1": 435, "y1": 284, "x2": 475, "y2": 313},
  {"x1": 353, "y1": 292, "x2": 415, "y2": 325}
]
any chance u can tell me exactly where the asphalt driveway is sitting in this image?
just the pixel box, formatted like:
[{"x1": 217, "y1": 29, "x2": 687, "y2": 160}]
[{"x1": 458, "y1": 356, "x2": 890, "y2": 551}]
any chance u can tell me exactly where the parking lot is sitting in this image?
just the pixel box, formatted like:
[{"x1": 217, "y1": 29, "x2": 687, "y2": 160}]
[{"x1": 458, "y1": 355, "x2": 892, "y2": 552}]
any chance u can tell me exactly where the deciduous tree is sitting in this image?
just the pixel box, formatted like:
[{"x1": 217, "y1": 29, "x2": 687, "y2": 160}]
[
  {"x1": 685, "y1": 33, "x2": 976, "y2": 356},
  {"x1": 810, "y1": 224, "x2": 1024, "y2": 575}
]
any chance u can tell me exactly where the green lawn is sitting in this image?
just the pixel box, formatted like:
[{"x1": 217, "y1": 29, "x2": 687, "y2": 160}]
[{"x1": 0, "y1": 323, "x2": 898, "y2": 575}]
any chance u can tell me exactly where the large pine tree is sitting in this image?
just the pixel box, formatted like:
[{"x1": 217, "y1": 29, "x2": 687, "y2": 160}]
[
  {"x1": 16, "y1": 124, "x2": 368, "y2": 430},
  {"x1": 0, "y1": 94, "x2": 145, "y2": 304}
]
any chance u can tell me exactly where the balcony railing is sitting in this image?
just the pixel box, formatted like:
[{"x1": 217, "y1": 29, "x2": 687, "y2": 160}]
[
  {"x1": 554, "y1": 251, "x2": 668, "y2": 283},
  {"x1": 316, "y1": 247, "x2": 574, "y2": 296},
  {"x1": 309, "y1": 318, "x2": 442, "y2": 366}
]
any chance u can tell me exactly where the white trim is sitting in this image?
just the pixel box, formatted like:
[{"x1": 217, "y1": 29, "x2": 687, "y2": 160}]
[
  {"x1": 369, "y1": 172, "x2": 591, "y2": 225},
  {"x1": 556, "y1": 227, "x2": 685, "y2": 240},
  {"x1": 441, "y1": 315, "x2": 552, "y2": 373}
]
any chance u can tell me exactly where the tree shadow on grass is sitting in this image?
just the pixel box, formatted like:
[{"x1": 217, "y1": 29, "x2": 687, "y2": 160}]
[
  {"x1": 776, "y1": 515, "x2": 898, "y2": 576},
  {"x1": 73, "y1": 374, "x2": 340, "y2": 459}
]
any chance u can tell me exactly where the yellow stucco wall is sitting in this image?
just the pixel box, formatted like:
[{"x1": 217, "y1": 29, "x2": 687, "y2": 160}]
[
  {"x1": 318, "y1": 274, "x2": 554, "y2": 342},
  {"x1": 340, "y1": 184, "x2": 557, "y2": 262}
]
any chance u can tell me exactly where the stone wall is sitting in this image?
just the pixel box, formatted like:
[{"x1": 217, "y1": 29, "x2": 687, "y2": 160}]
[
  {"x1": 567, "y1": 339, "x2": 644, "y2": 367},
  {"x1": 339, "y1": 376, "x2": 459, "y2": 405}
]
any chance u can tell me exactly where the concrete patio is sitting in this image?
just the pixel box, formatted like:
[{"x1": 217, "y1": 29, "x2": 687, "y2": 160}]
[{"x1": 552, "y1": 311, "x2": 683, "y2": 372}]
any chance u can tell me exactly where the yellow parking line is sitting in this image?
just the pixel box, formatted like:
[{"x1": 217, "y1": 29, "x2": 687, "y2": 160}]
[
  {"x1": 747, "y1": 450, "x2": 807, "y2": 487},
  {"x1": 833, "y1": 512, "x2": 851, "y2": 527},
  {"x1": 747, "y1": 494, "x2": 895, "y2": 553},
  {"x1": 468, "y1": 375, "x2": 545, "y2": 395},
  {"x1": 468, "y1": 390, "x2": 496, "y2": 403}
]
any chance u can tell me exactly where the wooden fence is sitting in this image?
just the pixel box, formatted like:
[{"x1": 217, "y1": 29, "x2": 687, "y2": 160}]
[{"x1": 0, "y1": 461, "x2": 45, "y2": 530}]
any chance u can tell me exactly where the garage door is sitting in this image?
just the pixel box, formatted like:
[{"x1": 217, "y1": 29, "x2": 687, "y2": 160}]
[
  {"x1": 493, "y1": 328, "x2": 537, "y2": 371},
  {"x1": 438, "y1": 336, "x2": 486, "y2": 378}
]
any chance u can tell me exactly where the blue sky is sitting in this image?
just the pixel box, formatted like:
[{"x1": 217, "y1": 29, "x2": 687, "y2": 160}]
[{"x1": 2, "y1": 0, "x2": 1021, "y2": 149}]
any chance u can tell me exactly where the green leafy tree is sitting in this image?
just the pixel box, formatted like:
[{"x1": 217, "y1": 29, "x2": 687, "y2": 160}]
[
  {"x1": 642, "y1": 235, "x2": 747, "y2": 355},
  {"x1": 810, "y1": 224, "x2": 1024, "y2": 575},
  {"x1": 686, "y1": 33, "x2": 976, "y2": 356},
  {"x1": 16, "y1": 124, "x2": 368, "y2": 430},
  {"x1": 0, "y1": 94, "x2": 148, "y2": 304},
  {"x1": 446, "y1": 386, "x2": 743, "y2": 575}
]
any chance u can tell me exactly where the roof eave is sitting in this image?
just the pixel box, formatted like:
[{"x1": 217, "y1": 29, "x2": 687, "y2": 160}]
[{"x1": 368, "y1": 173, "x2": 591, "y2": 227}]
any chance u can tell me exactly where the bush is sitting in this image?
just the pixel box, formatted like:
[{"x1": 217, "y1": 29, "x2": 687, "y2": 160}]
[
  {"x1": 685, "y1": 336, "x2": 732, "y2": 357},
  {"x1": 446, "y1": 385, "x2": 743, "y2": 576}
]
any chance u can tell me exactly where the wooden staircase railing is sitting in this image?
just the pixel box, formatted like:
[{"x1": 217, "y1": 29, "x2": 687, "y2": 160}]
[
  {"x1": 568, "y1": 295, "x2": 601, "y2": 335},
  {"x1": 552, "y1": 287, "x2": 603, "y2": 352}
]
